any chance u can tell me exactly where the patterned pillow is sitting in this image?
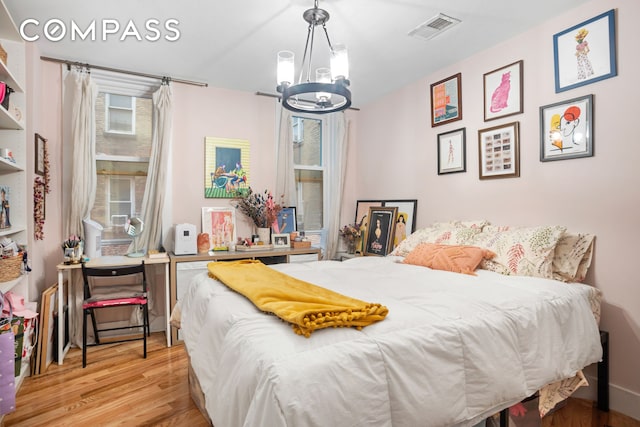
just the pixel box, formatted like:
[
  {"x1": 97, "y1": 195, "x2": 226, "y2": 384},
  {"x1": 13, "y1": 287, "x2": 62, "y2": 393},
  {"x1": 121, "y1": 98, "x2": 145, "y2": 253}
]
[
  {"x1": 470, "y1": 225, "x2": 566, "y2": 279},
  {"x1": 431, "y1": 220, "x2": 490, "y2": 230},
  {"x1": 391, "y1": 225, "x2": 484, "y2": 257},
  {"x1": 552, "y1": 232, "x2": 595, "y2": 282},
  {"x1": 403, "y1": 243, "x2": 496, "y2": 275}
]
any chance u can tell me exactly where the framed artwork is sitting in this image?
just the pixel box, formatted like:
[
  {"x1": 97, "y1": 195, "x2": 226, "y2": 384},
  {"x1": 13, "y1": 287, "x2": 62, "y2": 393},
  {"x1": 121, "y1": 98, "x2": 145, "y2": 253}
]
[
  {"x1": 204, "y1": 137, "x2": 250, "y2": 198},
  {"x1": 364, "y1": 206, "x2": 397, "y2": 257},
  {"x1": 35, "y1": 133, "x2": 46, "y2": 176},
  {"x1": 483, "y1": 60, "x2": 523, "y2": 121},
  {"x1": 201, "y1": 207, "x2": 237, "y2": 250},
  {"x1": 0, "y1": 185, "x2": 10, "y2": 229},
  {"x1": 553, "y1": 9, "x2": 616, "y2": 93},
  {"x1": 274, "y1": 207, "x2": 296, "y2": 234},
  {"x1": 478, "y1": 121, "x2": 520, "y2": 180},
  {"x1": 430, "y1": 72, "x2": 462, "y2": 127},
  {"x1": 540, "y1": 94, "x2": 593, "y2": 162},
  {"x1": 437, "y1": 128, "x2": 466, "y2": 175},
  {"x1": 354, "y1": 200, "x2": 383, "y2": 227},
  {"x1": 383, "y1": 200, "x2": 417, "y2": 249},
  {"x1": 272, "y1": 233, "x2": 290, "y2": 248}
]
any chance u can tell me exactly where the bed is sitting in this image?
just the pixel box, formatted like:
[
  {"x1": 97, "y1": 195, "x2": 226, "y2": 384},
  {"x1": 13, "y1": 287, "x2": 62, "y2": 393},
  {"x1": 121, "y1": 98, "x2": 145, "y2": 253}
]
[{"x1": 175, "y1": 223, "x2": 603, "y2": 427}]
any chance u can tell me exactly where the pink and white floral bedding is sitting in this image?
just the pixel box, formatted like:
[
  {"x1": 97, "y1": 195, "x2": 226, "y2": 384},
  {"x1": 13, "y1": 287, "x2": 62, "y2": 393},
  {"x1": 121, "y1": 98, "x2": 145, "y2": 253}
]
[{"x1": 177, "y1": 255, "x2": 602, "y2": 427}]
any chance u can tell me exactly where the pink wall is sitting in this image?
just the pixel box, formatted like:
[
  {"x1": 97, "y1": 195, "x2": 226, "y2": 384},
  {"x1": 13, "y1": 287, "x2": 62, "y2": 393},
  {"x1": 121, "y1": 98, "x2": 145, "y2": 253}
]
[{"x1": 348, "y1": 0, "x2": 640, "y2": 416}]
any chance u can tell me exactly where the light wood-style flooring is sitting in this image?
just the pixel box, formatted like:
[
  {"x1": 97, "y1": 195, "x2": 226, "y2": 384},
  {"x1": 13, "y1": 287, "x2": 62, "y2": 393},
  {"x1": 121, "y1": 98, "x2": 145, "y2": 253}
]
[{"x1": 2, "y1": 333, "x2": 639, "y2": 426}]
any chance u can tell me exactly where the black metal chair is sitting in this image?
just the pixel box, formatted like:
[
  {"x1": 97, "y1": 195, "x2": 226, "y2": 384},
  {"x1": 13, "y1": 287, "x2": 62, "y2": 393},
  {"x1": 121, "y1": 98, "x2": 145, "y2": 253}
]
[{"x1": 81, "y1": 262, "x2": 150, "y2": 368}]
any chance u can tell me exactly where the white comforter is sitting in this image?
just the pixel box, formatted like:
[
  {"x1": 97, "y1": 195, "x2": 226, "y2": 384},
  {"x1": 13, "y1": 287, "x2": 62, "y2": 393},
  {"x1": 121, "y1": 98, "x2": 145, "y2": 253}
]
[{"x1": 178, "y1": 256, "x2": 602, "y2": 427}]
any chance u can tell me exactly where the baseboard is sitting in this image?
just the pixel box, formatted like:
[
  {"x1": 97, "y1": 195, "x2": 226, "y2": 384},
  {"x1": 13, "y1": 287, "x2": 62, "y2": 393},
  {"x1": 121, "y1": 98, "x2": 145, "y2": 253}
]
[{"x1": 573, "y1": 373, "x2": 640, "y2": 421}]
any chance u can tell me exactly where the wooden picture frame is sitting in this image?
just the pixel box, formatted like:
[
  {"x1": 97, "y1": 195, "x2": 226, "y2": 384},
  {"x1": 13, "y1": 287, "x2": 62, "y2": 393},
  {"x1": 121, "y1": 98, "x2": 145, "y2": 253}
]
[
  {"x1": 553, "y1": 9, "x2": 616, "y2": 93},
  {"x1": 363, "y1": 206, "x2": 397, "y2": 257},
  {"x1": 540, "y1": 94, "x2": 593, "y2": 162},
  {"x1": 483, "y1": 60, "x2": 523, "y2": 121},
  {"x1": 201, "y1": 207, "x2": 237, "y2": 251},
  {"x1": 430, "y1": 73, "x2": 462, "y2": 127},
  {"x1": 35, "y1": 133, "x2": 46, "y2": 176},
  {"x1": 272, "y1": 233, "x2": 290, "y2": 248},
  {"x1": 478, "y1": 121, "x2": 520, "y2": 180},
  {"x1": 437, "y1": 128, "x2": 466, "y2": 175},
  {"x1": 274, "y1": 207, "x2": 296, "y2": 234},
  {"x1": 204, "y1": 137, "x2": 250, "y2": 198}
]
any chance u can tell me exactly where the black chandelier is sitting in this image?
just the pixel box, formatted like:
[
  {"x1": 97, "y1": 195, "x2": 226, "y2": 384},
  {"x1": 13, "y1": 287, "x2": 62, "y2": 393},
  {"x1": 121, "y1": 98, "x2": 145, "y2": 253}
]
[{"x1": 276, "y1": 0, "x2": 351, "y2": 114}]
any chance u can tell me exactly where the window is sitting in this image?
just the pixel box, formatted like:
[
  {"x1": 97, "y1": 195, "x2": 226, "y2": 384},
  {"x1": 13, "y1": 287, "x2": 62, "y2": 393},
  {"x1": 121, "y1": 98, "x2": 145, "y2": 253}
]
[
  {"x1": 91, "y1": 92, "x2": 152, "y2": 255},
  {"x1": 105, "y1": 93, "x2": 136, "y2": 134},
  {"x1": 293, "y1": 116, "x2": 324, "y2": 245}
]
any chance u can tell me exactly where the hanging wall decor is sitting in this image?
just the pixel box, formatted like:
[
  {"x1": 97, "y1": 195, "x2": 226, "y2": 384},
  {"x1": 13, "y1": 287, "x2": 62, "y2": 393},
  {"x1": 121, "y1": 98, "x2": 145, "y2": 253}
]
[
  {"x1": 204, "y1": 137, "x2": 250, "y2": 198},
  {"x1": 34, "y1": 178, "x2": 45, "y2": 240}
]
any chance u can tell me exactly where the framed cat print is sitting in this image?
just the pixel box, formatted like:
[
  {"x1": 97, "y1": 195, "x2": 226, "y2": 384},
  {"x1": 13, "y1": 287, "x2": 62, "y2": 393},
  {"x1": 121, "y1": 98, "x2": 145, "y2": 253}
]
[{"x1": 483, "y1": 60, "x2": 523, "y2": 122}]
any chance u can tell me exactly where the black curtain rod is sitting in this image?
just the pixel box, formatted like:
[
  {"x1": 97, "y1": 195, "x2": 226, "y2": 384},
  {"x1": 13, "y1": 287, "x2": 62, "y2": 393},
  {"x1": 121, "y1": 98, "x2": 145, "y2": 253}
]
[{"x1": 40, "y1": 56, "x2": 208, "y2": 88}]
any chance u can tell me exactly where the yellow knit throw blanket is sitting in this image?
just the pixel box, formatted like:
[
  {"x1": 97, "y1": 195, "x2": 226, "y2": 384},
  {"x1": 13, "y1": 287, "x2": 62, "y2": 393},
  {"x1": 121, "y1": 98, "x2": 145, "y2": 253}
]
[{"x1": 208, "y1": 260, "x2": 388, "y2": 337}]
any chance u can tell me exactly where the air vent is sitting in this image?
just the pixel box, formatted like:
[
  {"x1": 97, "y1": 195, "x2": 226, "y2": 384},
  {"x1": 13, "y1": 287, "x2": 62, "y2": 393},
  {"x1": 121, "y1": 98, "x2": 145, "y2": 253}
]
[{"x1": 408, "y1": 13, "x2": 461, "y2": 41}]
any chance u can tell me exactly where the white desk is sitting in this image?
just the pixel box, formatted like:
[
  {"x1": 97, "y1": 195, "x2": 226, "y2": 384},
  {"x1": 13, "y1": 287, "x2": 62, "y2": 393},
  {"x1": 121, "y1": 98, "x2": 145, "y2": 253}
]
[{"x1": 55, "y1": 255, "x2": 171, "y2": 365}]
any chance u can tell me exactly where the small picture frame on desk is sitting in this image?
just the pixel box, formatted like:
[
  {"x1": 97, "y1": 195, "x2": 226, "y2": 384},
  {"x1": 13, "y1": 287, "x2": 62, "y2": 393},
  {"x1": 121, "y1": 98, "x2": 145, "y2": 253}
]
[{"x1": 272, "y1": 233, "x2": 290, "y2": 248}]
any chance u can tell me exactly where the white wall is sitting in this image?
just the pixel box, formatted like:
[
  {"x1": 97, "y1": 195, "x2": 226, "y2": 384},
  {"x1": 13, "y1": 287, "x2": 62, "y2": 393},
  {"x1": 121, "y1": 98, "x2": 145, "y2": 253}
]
[{"x1": 347, "y1": 0, "x2": 640, "y2": 418}]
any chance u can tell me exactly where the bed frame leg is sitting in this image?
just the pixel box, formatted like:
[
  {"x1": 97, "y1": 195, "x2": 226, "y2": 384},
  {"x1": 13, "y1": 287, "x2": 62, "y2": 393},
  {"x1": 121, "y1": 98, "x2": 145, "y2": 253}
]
[
  {"x1": 499, "y1": 408, "x2": 509, "y2": 427},
  {"x1": 598, "y1": 330, "x2": 609, "y2": 412}
]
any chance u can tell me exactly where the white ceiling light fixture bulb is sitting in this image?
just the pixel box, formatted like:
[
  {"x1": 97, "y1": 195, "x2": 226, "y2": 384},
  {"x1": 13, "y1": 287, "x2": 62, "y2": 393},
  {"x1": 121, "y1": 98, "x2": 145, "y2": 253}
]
[{"x1": 276, "y1": 0, "x2": 351, "y2": 114}]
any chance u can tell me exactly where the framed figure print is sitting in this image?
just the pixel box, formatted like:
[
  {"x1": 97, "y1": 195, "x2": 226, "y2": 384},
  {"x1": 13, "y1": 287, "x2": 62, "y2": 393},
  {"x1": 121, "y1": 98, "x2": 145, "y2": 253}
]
[
  {"x1": 35, "y1": 133, "x2": 46, "y2": 176},
  {"x1": 204, "y1": 137, "x2": 250, "y2": 198},
  {"x1": 553, "y1": 9, "x2": 616, "y2": 93},
  {"x1": 478, "y1": 122, "x2": 520, "y2": 180},
  {"x1": 483, "y1": 60, "x2": 523, "y2": 121},
  {"x1": 364, "y1": 206, "x2": 397, "y2": 257},
  {"x1": 201, "y1": 207, "x2": 237, "y2": 250},
  {"x1": 354, "y1": 200, "x2": 383, "y2": 228},
  {"x1": 437, "y1": 128, "x2": 466, "y2": 175},
  {"x1": 383, "y1": 200, "x2": 417, "y2": 249},
  {"x1": 274, "y1": 207, "x2": 296, "y2": 234},
  {"x1": 430, "y1": 73, "x2": 462, "y2": 127},
  {"x1": 540, "y1": 94, "x2": 593, "y2": 162}
]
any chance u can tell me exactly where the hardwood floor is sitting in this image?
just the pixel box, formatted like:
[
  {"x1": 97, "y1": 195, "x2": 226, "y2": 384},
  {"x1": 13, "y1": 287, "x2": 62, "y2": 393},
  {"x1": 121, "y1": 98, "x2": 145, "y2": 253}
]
[{"x1": 2, "y1": 332, "x2": 638, "y2": 426}]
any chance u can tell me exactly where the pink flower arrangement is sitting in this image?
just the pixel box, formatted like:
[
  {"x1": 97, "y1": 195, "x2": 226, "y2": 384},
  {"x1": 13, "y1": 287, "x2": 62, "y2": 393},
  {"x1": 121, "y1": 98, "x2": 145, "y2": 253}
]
[{"x1": 234, "y1": 187, "x2": 283, "y2": 228}]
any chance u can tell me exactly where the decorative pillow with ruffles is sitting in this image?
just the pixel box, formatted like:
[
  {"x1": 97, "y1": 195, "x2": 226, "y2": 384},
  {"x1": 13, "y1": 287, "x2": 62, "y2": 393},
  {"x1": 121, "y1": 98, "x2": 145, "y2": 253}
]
[
  {"x1": 403, "y1": 243, "x2": 496, "y2": 275},
  {"x1": 470, "y1": 225, "x2": 566, "y2": 279}
]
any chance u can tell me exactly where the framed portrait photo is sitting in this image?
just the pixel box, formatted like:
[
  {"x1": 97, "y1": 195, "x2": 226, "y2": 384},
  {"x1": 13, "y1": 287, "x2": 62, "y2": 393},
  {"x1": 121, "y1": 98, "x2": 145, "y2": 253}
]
[
  {"x1": 437, "y1": 128, "x2": 466, "y2": 175},
  {"x1": 430, "y1": 73, "x2": 462, "y2": 127},
  {"x1": 364, "y1": 206, "x2": 397, "y2": 257},
  {"x1": 272, "y1": 233, "x2": 290, "y2": 248},
  {"x1": 553, "y1": 9, "x2": 616, "y2": 93},
  {"x1": 478, "y1": 121, "x2": 520, "y2": 180},
  {"x1": 201, "y1": 207, "x2": 237, "y2": 251},
  {"x1": 540, "y1": 94, "x2": 593, "y2": 162},
  {"x1": 274, "y1": 207, "x2": 296, "y2": 234},
  {"x1": 483, "y1": 60, "x2": 523, "y2": 121}
]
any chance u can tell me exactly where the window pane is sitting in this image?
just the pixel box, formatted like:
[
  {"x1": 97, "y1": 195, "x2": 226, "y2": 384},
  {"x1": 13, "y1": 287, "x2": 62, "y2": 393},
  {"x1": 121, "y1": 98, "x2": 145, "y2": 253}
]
[
  {"x1": 108, "y1": 108, "x2": 133, "y2": 132},
  {"x1": 293, "y1": 117, "x2": 322, "y2": 166},
  {"x1": 110, "y1": 178, "x2": 131, "y2": 202},
  {"x1": 295, "y1": 169, "x2": 323, "y2": 230},
  {"x1": 108, "y1": 94, "x2": 132, "y2": 108}
]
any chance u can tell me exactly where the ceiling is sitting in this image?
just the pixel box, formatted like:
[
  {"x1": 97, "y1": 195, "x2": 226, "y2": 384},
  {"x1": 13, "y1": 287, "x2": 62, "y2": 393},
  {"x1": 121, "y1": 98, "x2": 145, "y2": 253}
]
[{"x1": 5, "y1": 0, "x2": 590, "y2": 108}]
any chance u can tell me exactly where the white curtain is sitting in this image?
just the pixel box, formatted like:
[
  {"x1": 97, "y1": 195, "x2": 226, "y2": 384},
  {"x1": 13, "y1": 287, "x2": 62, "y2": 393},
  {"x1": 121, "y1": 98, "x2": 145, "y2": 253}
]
[
  {"x1": 64, "y1": 68, "x2": 98, "y2": 238},
  {"x1": 324, "y1": 112, "x2": 350, "y2": 260},
  {"x1": 131, "y1": 82, "x2": 173, "y2": 252},
  {"x1": 275, "y1": 106, "x2": 297, "y2": 207}
]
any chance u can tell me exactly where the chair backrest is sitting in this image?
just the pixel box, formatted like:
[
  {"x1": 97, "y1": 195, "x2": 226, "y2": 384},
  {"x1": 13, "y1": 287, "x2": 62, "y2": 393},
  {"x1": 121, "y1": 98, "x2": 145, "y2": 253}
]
[{"x1": 81, "y1": 262, "x2": 147, "y2": 301}]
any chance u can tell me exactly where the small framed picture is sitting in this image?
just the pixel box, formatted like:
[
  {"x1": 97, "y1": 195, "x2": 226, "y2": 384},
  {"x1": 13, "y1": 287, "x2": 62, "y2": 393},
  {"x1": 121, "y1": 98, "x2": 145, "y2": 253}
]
[
  {"x1": 274, "y1": 207, "x2": 296, "y2": 234},
  {"x1": 553, "y1": 9, "x2": 616, "y2": 93},
  {"x1": 437, "y1": 128, "x2": 466, "y2": 175},
  {"x1": 383, "y1": 200, "x2": 417, "y2": 249},
  {"x1": 201, "y1": 207, "x2": 237, "y2": 251},
  {"x1": 540, "y1": 94, "x2": 593, "y2": 162},
  {"x1": 430, "y1": 73, "x2": 462, "y2": 127},
  {"x1": 364, "y1": 206, "x2": 397, "y2": 257},
  {"x1": 483, "y1": 60, "x2": 523, "y2": 121},
  {"x1": 478, "y1": 121, "x2": 520, "y2": 180},
  {"x1": 272, "y1": 233, "x2": 290, "y2": 248},
  {"x1": 35, "y1": 133, "x2": 46, "y2": 176}
]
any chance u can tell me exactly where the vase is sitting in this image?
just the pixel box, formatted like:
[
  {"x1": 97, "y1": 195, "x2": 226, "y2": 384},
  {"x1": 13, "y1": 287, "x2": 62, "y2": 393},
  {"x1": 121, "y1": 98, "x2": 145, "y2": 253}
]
[
  {"x1": 347, "y1": 240, "x2": 356, "y2": 254},
  {"x1": 257, "y1": 227, "x2": 271, "y2": 245}
]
